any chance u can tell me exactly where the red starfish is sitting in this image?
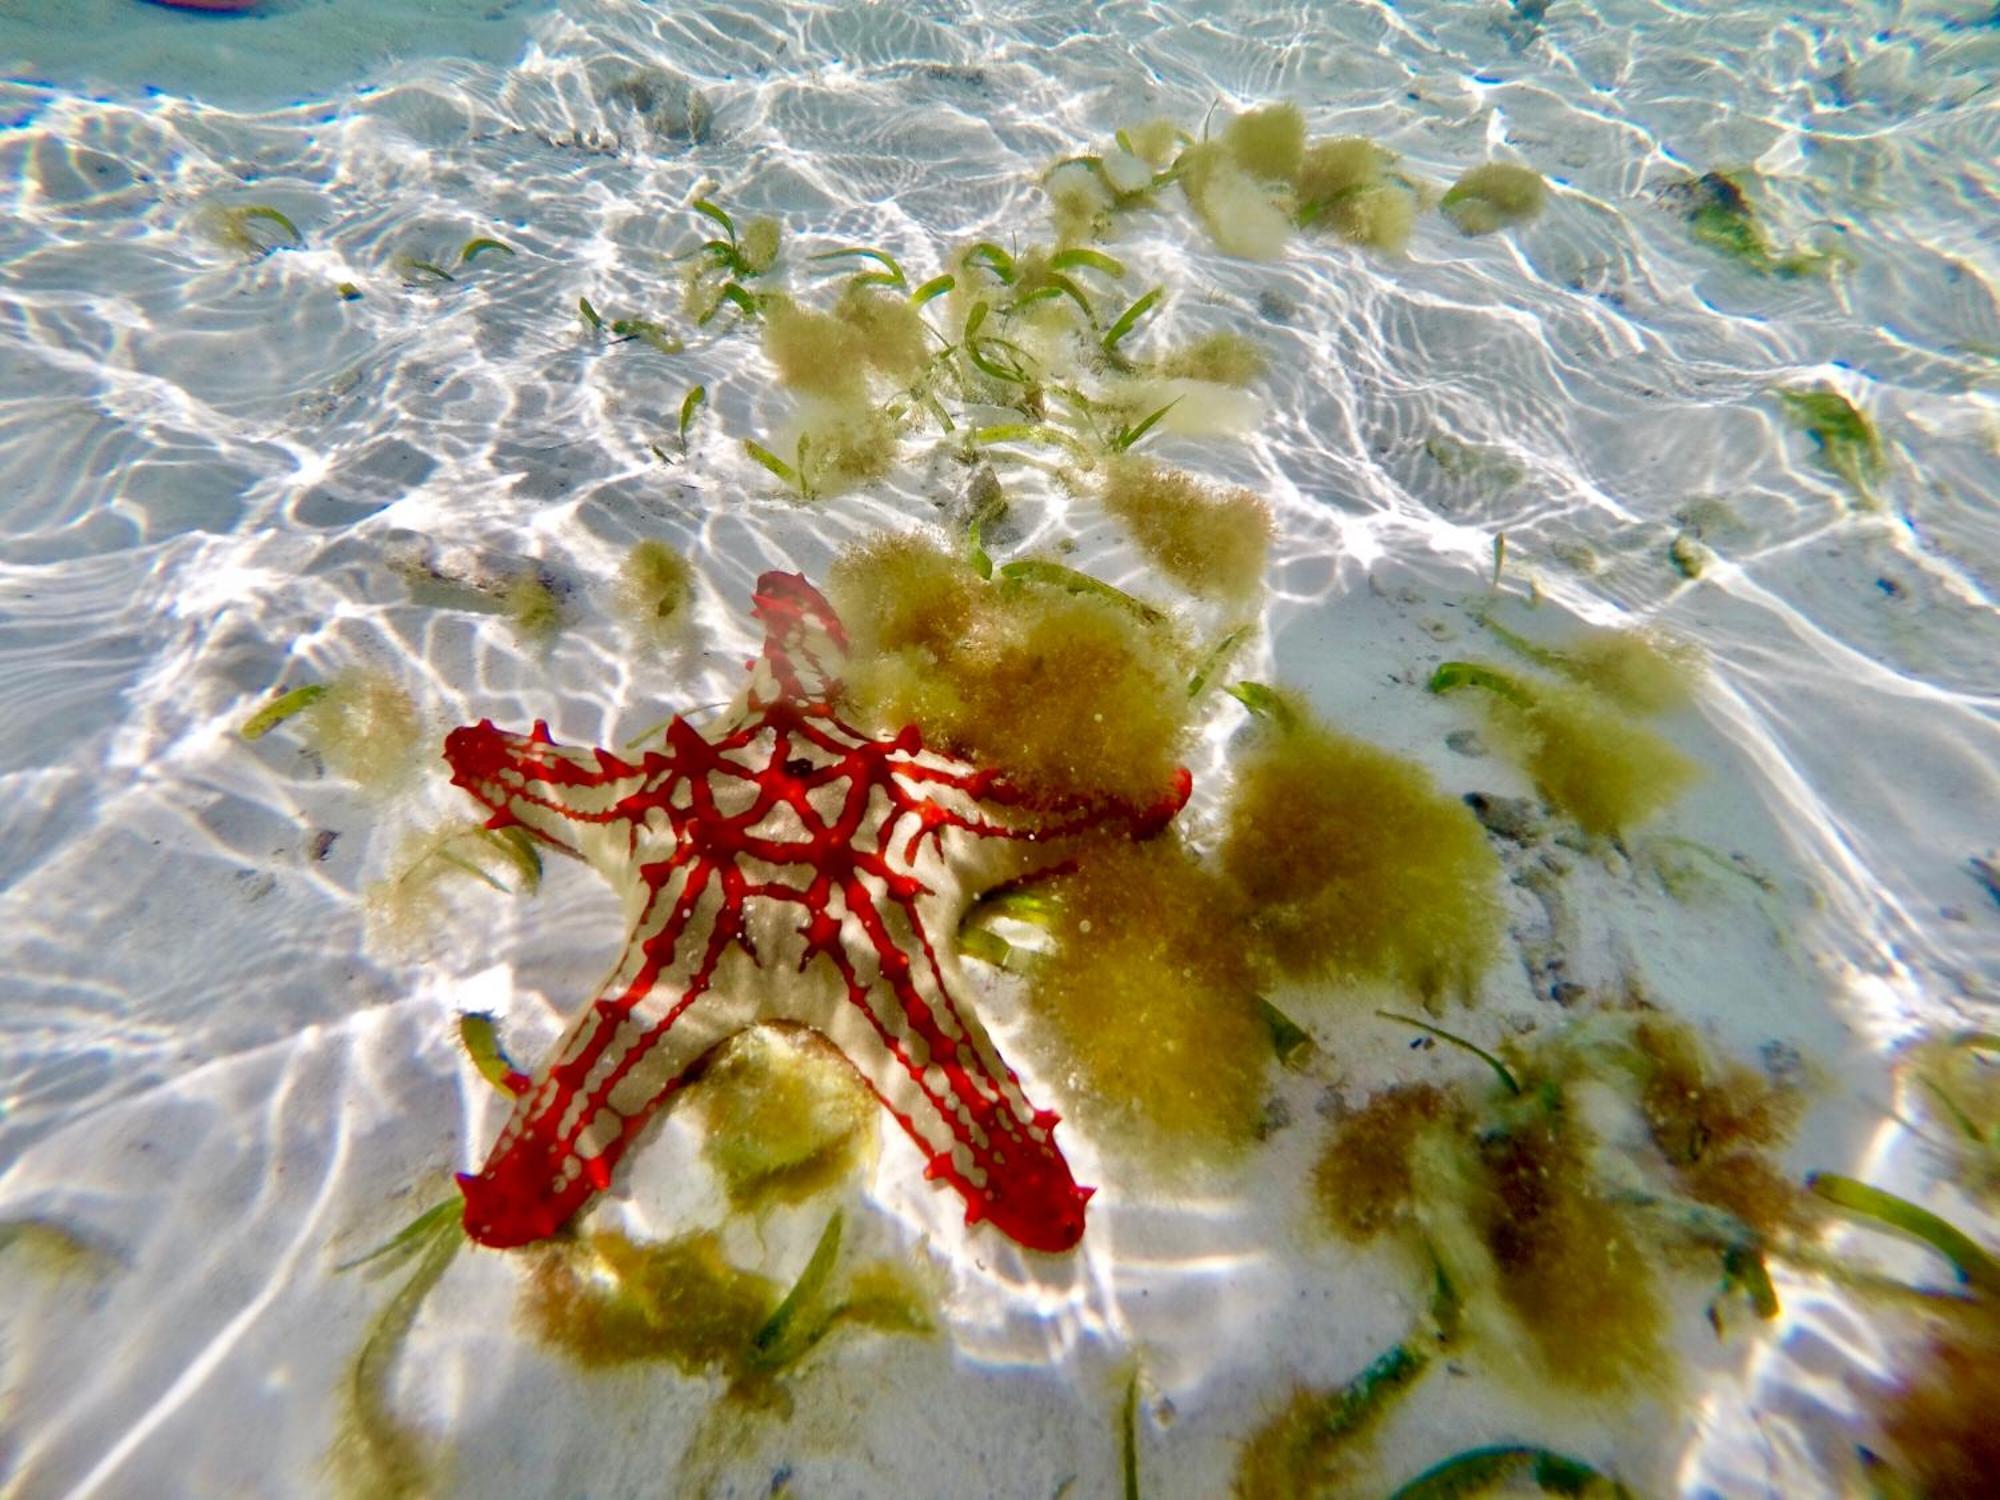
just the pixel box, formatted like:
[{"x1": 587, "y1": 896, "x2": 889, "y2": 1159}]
[{"x1": 444, "y1": 572, "x2": 1188, "y2": 1253}]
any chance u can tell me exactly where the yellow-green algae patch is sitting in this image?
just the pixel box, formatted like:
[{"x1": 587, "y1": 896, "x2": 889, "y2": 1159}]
[
  {"x1": 0, "y1": 1217, "x2": 115, "y2": 1282},
  {"x1": 1156, "y1": 330, "x2": 1267, "y2": 388},
  {"x1": 523, "y1": 1220, "x2": 933, "y2": 1403},
  {"x1": 762, "y1": 297, "x2": 872, "y2": 403},
  {"x1": 504, "y1": 572, "x2": 567, "y2": 645},
  {"x1": 762, "y1": 283, "x2": 933, "y2": 406},
  {"x1": 284, "y1": 669, "x2": 423, "y2": 789},
  {"x1": 1023, "y1": 840, "x2": 1270, "y2": 1164},
  {"x1": 1223, "y1": 104, "x2": 1307, "y2": 184},
  {"x1": 1480, "y1": 615, "x2": 1702, "y2": 717},
  {"x1": 1219, "y1": 691, "x2": 1502, "y2": 999},
  {"x1": 828, "y1": 531, "x2": 1193, "y2": 807},
  {"x1": 690, "y1": 1025, "x2": 877, "y2": 1210},
  {"x1": 738, "y1": 216, "x2": 782, "y2": 275},
  {"x1": 1430, "y1": 663, "x2": 1697, "y2": 838},
  {"x1": 1100, "y1": 456, "x2": 1272, "y2": 603},
  {"x1": 1296, "y1": 137, "x2": 1418, "y2": 253},
  {"x1": 328, "y1": 1206, "x2": 460, "y2": 1500},
  {"x1": 616, "y1": 538, "x2": 696, "y2": 648},
  {"x1": 1177, "y1": 141, "x2": 1293, "y2": 261},
  {"x1": 525, "y1": 1229, "x2": 779, "y2": 1375},
  {"x1": 1440, "y1": 163, "x2": 1548, "y2": 237}
]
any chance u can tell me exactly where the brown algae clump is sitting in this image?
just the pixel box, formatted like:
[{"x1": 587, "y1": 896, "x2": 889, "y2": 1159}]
[
  {"x1": 1439, "y1": 162, "x2": 1548, "y2": 236},
  {"x1": 1430, "y1": 663, "x2": 1697, "y2": 838},
  {"x1": 524, "y1": 1217, "x2": 931, "y2": 1401},
  {"x1": 1314, "y1": 1084, "x2": 1463, "y2": 1245},
  {"x1": 1872, "y1": 1305, "x2": 2000, "y2": 1500},
  {"x1": 1467, "y1": 1090, "x2": 1668, "y2": 1393},
  {"x1": 692, "y1": 1025, "x2": 877, "y2": 1210},
  {"x1": 1629, "y1": 1016, "x2": 1803, "y2": 1237},
  {"x1": 1025, "y1": 840, "x2": 1271, "y2": 1163},
  {"x1": 1219, "y1": 693, "x2": 1502, "y2": 999},
  {"x1": 525, "y1": 1229, "x2": 778, "y2": 1373},
  {"x1": 829, "y1": 531, "x2": 1193, "y2": 808},
  {"x1": 1100, "y1": 456, "x2": 1273, "y2": 603},
  {"x1": 617, "y1": 539, "x2": 695, "y2": 647}
]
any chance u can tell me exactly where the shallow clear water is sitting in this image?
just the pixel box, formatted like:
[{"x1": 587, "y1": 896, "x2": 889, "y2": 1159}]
[{"x1": 1, "y1": 2, "x2": 1996, "y2": 1497}]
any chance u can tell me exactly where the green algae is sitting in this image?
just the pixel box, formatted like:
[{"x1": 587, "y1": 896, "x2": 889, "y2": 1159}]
[
  {"x1": 1808, "y1": 1175, "x2": 2000, "y2": 1295},
  {"x1": 1779, "y1": 384, "x2": 1886, "y2": 500},
  {"x1": 1429, "y1": 662, "x2": 1697, "y2": 837},
  {"x1": 1100, "y1": 456, "x2": 1272, "y2": 603},
  {"x1": 195, "y1": 201, "x2": 303, "y2": 257},
  {"x1": 617, "y1": 538, "x2": 695, "y2": 647},
  {"x1": 456, "y1": 1012, "x2": 525, "y2": 1098},
  {"x1": 240, "y1": 682, "x2": 327, "y2": 740},
  {"x1": 1378, "y1": 1010, "x2": 1522, "y2": 1096},
  {"x1": 1023, "y1": 839, "x2": 1271, "y2": 1165},
  {"x1": 329, "y1": 1201, "x2": 461, "y2": 1500},
  {"x1": 458, "y1": 236, "x2": 513, "y2": 266},
  {"x1": 1218, "y1": 691, "x2": 1503, "y2": 999},
  {"x1": 1674, "y1": 170, "x2": 1836, "y2": 279},
  {"x1": 1386, "y1": 1446, "x2": 1633, "y2": 1500},
  {"x1": 244, "y1": 669, "x2": 422, "y2": 789},
  {"x1": 1440, "y1": 162, "x2": 1548, "y2": 237},
  {"x1": 692, "y1": 1026, "x2": 876, "y2": 1212}
]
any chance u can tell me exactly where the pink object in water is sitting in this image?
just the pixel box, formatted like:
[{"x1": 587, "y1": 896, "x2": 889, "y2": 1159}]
[{"x1": 147, "y1": 1, "x2": 263, "y2": 13}]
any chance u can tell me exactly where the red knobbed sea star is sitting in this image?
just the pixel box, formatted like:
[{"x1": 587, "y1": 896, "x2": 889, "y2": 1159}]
[{"x1": 444, "y1": 572, "x2": 1189, "y2": 1253}]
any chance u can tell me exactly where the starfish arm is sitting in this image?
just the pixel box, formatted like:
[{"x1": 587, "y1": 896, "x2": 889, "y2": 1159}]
[
  {"x1": 806, "y1": 870, "x2": 1089, "y2": 1252},
  {"x1": 457, "y1": 854, "x2": 754, "y2": 1247},
  {"x1": 443, "y1": 719, "x2": 667, "y2": 876}
]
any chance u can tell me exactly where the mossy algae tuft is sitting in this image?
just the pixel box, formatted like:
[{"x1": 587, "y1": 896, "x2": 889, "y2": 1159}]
[
  {"x1": 691, "y1": 1025, "x2": 877, "y2": 1211},
  {"x1": 1440, "y1": 162, "x2": 1548, "y2": 236},
  {"x1": 1023, "y1": 840, "x2": 1271, "y2": 1164},
  {"x1": 1430, "y1": 663, "x2": 1697, "y2": 837},
  {"x1": 1100, "y1": 455, "x2": 1273, "y2": 603},
  {"x1": 1219, "y1": 689, "x2": 1503, "y2": 999},
  {"x1": 829, "y1": 531, "x2": 1193, "y2": 807}
]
